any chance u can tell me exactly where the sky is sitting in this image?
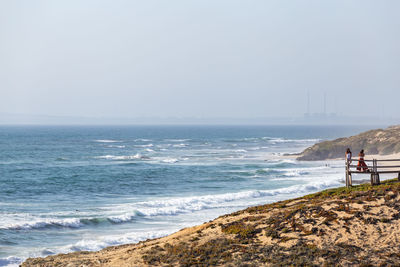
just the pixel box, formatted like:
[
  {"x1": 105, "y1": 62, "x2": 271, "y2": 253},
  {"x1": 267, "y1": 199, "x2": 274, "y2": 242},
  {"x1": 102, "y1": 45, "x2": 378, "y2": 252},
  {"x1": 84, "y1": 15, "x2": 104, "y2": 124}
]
[{"x1": 0, "y1": 0, "x2": 399, "y2": 123}]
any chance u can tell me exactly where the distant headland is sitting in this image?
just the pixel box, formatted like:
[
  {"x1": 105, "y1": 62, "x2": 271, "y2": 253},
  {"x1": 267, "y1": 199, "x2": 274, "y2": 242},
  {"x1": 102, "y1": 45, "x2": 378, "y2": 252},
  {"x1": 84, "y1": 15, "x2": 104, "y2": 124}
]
[{"x1": 297, "y1": 125, "x2": 400, "y2": 161}]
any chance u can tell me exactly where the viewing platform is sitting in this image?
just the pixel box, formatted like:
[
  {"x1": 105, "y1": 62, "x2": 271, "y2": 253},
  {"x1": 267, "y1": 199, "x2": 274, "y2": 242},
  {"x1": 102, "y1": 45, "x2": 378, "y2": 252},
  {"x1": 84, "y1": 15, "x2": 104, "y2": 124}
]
[{"x1": 345, "y1": 158, "x2": 400, "y2": 187}]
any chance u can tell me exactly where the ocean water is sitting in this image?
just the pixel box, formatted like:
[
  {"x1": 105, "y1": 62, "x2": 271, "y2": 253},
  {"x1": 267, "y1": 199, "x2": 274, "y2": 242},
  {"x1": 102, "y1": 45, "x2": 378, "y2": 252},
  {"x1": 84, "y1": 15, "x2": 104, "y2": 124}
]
[{"x1": 0, "y1": 125, "x2": 376, "y2": 266}]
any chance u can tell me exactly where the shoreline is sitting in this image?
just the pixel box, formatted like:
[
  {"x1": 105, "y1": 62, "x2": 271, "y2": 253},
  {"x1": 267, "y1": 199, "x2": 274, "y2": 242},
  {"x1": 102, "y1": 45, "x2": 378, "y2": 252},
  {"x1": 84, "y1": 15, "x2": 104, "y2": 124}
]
[
  {"x1": 22, "y1": 178, "x2": 400, "y2": 266},
  {"x1": 5, "y1": 152, "x2": 341, "y2": 267},
  {"x1": 19, "y1": 152, "x2": 400, "y2": 266}
]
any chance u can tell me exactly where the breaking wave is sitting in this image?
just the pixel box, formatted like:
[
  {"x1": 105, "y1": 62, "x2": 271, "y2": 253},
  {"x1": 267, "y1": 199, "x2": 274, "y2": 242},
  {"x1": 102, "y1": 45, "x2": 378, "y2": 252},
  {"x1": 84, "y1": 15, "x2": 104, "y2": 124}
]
[
  {"x1": 95, "y1": 154, "x2": 148, "y2": 160},
  {"x1": 94, "y1": 140, "x2": 122, "y2": 143},
  {"x1": 2, "y1": 177, "x2": 340, "y2": 232},
  {"x1": 3, "y1": 218, "x2": 83, "y2": 230}
]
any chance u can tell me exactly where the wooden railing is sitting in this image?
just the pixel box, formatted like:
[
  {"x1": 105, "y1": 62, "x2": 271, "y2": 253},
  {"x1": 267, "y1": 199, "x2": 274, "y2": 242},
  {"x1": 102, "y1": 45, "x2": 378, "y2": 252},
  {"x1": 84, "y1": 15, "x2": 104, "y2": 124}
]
[{"x1": 345, "y1": 158, "x2": 400, "y2": 188}]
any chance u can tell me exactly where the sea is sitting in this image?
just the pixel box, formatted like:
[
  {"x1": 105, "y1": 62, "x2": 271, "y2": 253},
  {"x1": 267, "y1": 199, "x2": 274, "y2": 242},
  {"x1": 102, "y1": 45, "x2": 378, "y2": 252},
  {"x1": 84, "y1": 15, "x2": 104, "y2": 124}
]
[{"x1": 0, "y1": 125, "x2": 379, "y2": 266}]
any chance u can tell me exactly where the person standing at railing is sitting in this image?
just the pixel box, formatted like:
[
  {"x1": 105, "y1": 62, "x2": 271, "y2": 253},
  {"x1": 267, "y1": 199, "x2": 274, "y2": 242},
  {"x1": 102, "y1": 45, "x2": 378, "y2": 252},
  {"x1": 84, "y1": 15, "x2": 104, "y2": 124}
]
[
  {"x1": 357, "y1": 149, "x2": 369, "y2": 172},
  {"x1": 345, "y1": 148, "x2": 352, "y2": 164}
]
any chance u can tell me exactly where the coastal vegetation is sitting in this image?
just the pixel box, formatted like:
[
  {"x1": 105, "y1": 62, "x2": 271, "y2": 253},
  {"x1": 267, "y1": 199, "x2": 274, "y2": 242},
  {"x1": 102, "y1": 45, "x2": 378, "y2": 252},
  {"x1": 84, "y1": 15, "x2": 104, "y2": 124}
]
[
  {"x1": 23, "y1": 179, "x2": 400, "y2": 266},
  {"x1": 297, "y1": 125, "x2": 400, "y2": 160}
]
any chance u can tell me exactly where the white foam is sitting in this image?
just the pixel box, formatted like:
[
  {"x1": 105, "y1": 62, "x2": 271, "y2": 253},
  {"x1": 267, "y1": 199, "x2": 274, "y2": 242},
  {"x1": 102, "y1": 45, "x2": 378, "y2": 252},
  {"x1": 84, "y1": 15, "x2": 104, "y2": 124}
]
[
  {"x1": 0, "y1": 256, "x2": 23, "y2": 267},
  {"x1": 94, "y1": 155, "x2": 114, "y2": 159},
  {"x1": 6, "y1": 231, "x2": 173, "y2": 266},
  {"x1": 95, "y1": 154, "x2": 145, "y2": 160},
  {"x1": 107, "y1": 214, "x2": 136, "y2": 223},
  {"x1": 106, "y1": 210, "x2": 145, "y2": 223},
  {"x1": 265, "y1": 159, "x2": 297, "y2": 166},
  {"x1": 262, "y1": 137, "x2": 320, "y2": 143},
  {"x1": 1, "y1": 213, "x2": 145, "y2": 231},
  {"x1": 282, "y1": 169, "x2": 310, "y2": 177},
  {"x1": 108, "y1": 179, "x2": 342, "y2": 217},
  {"x1": 278, "y1": 166, "x2": 328, "y2": 177},
  {"x1": 59, "y1": 230, "x2": 172, "y2": 254},
  {"x1": 223, "y1": 137, "x2": 319, "y2": 144},
  {"x1": 136, "y1": 144, "x2": 154, "y2": 148},
  {"x1": 2, "y1": 218, "x2": 82, "y2": 230},
  {"x1": 164, "y1": 139, "x2": 191, "y2": 142},
  {"x1": 172, "y1": 143, "x2": 187, "y2": 148},
  {"x1": 161, "y1": 158, "x2": 179, "y2": 163},
  {"x1": 0, "y1": 230, "x2": 173, "y2": 267}
]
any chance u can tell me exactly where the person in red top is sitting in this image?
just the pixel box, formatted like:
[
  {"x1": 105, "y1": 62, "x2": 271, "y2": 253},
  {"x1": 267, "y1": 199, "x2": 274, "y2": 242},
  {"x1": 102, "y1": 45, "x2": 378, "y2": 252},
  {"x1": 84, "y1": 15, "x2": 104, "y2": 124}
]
[{"x1": 357, "y1": 149, "x2": 369, "y2": 172}]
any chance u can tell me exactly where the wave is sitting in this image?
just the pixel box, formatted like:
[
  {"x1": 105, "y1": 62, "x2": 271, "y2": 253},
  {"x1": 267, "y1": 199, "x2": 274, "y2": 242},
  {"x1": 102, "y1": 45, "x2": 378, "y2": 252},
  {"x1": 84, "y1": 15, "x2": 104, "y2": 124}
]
[
  {"x1": 135, "y1": 144, "x2": 154, "y2": 148},
  {"x1": 3, "y1": 218, "x2": 83, "y2": 230},
  {"x1": 264, "y1": 159, "x2": 298, "y2": 168},
  {"x1": 0, "y1": 256, "x2": 23, "y2": 267},
  {"x1": 107, "y1": 145, "x2": 126, "y2": 148},
  {"x1": 1, "y1": 214, "x2": 141, "y2": 231},
  {"x1": 96, "y1": 155, "x2": 180, "y2": 163},
  {"x1": 107, "y1": 210, "x2": 145, "y2": 223},
  {"x1": 255, "y1": 168, "x2": 280, "y2": 175},
  {"x1": 94, "y1": 139, "x2": 122, "y2": 143},
  {"x1": 0, "y1": 231, "x2": 172, "y2": 266},
  {"x1": 164, "y1": 139, "x2": 191, "y2": 142},
  {"x1": 2, "y1": 176, "x2": 341, "y2": 232},
  {"x1": 262, "y1": 137, "x2": 320, "y2": 144},
  {"x1": 128, "y1": 180, "x2": 342, "y2": 217},
  {"x1": 55, "y1": 157, "x2": 69, "y2": 161},
  {"x1": 276, "y1": 166, "x2": 328, "y2": 177},
  {"x1": 252, "y1": 165, "x2": 328, "y2": 177},
  {"x1": 172, "y1": 143, "x2": 187, "y2": 148},
  {"x1": 3, "y1": 212, "x2": 158, "y2": 231},
  {"x1": 66, "y1": 230, "x2": 171, "y2": 253},
  {"x1": 95, "y1": 154, "x2": 149, "y2": 160},
  {"x1": 223, "y1": 137, "x2": 319, "y2": 144},
  {"x1": 281, "y1": 169, "x2": 310, "y2": 177},
  {"x1": 161, "y1": 158, "x2": 179, "y2": 163}
]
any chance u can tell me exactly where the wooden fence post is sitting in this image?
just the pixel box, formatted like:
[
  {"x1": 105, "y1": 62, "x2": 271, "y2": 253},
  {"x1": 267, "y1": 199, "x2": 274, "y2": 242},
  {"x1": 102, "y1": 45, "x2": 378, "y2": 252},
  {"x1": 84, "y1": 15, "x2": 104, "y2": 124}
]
[
  {"x1": 370, "y1": 159, "x2": 375, "y2": 185},
  {"x1": 370, "y1": 159, "x2": 380, "y2": 185},
  {"x1": 375, "y1": 159, "x2": 380, "y2": 185}
]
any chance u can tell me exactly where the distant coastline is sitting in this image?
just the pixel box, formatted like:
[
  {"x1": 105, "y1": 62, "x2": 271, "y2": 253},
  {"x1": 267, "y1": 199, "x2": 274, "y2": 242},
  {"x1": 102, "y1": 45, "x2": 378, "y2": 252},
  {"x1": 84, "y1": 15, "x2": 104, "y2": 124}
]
[
  {"x1": 297, "y1": 125, "x2": 400, "y2": 161},
  {"x1": 0, "y1": 112, "x2": 397, "y2": 126}
]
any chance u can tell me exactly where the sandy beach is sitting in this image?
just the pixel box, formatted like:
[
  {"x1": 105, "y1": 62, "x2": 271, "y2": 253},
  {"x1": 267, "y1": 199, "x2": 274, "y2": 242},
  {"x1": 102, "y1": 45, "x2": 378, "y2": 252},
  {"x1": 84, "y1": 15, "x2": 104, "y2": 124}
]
[{"x1": 22, "y1": 178, "x2": 400, "y2": 266}]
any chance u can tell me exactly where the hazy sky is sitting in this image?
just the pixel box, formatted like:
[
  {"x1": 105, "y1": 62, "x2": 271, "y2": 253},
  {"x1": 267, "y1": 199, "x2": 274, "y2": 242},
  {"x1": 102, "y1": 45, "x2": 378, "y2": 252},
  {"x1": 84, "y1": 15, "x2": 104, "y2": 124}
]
[{"x1": 1, "y1": 1, "x2": 399, "y2": 120}]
